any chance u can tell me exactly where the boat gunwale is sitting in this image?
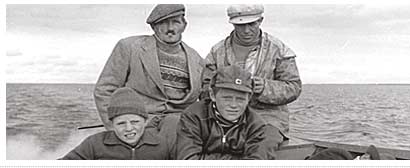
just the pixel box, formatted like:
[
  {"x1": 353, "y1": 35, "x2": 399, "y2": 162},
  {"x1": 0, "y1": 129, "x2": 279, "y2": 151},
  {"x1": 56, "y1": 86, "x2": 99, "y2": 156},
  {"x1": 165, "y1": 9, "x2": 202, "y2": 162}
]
[{"x1": 278, "y1": 138, "x2": 410, "y2": 160}]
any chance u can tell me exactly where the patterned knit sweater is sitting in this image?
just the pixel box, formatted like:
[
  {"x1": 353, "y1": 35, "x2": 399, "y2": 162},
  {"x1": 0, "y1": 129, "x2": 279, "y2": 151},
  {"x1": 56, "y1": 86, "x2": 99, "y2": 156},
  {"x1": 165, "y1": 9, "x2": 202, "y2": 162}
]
[{"x1": 155, "y1": 37, "x2": 190, "y2": 100}]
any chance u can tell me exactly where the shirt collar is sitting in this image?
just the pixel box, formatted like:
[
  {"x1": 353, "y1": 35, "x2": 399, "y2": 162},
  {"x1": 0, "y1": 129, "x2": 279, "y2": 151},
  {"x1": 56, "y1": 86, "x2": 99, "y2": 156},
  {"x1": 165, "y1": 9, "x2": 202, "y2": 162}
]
[{"x1": 232, "y1": 29, "x2": 262, "y2": 47}]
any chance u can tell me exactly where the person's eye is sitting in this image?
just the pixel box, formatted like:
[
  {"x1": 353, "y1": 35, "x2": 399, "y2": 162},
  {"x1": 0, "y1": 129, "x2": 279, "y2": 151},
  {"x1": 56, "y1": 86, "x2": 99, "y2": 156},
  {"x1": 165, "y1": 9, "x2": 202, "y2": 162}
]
[
  {"x1": 157, "y1": 20, "x2": 165, "y2": 25},
  {"x1": 116, "y1": 122, "x2": 126, "y2": 126},
  {"x1": 130, "y1": 121, "x2": 140, "y2": 125},
  {"x1": 237, "y1": 98, "x2": 246, "y2": 102},
  {"x1": 223, "y1": 97, "x2": 233, "y2": 101}
]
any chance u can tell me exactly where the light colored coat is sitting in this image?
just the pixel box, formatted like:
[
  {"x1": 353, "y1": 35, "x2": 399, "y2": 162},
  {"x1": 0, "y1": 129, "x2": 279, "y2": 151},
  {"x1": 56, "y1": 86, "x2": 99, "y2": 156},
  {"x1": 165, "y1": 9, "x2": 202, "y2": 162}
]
[
  {"x1": 203, "y1": 31, "x2": 302, "y2": 136},
  {"x1": 94, "y1": 35, "x2": 205, "y2": 128}
]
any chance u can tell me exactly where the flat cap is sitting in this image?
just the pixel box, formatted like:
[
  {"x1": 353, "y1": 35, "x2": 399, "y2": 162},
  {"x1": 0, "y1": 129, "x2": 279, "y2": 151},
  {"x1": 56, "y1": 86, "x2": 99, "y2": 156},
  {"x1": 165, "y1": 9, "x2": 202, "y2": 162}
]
[
  {"x1": 146, "y1": 4, "x2": 185, "y2": 24},
  {"x1": 214, "y1": 65, "x2": 253, "y2": 93},
  {"x1": 227, "y1": 4, "x2": 264, "y2": 24}
]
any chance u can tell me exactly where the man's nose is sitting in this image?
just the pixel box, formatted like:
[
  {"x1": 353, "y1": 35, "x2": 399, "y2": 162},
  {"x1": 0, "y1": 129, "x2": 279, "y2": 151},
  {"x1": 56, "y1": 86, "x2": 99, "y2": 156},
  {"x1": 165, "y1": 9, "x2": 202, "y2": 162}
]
[
  {"x1": 243, "y1": 24, "x2": 251, "y2": 33},
  {"x1": 167, "y1": 22, "x2": 176, "y2": 31},
  {"x1": 229, "y1": 99, "x2": 239, "y2": 108}
]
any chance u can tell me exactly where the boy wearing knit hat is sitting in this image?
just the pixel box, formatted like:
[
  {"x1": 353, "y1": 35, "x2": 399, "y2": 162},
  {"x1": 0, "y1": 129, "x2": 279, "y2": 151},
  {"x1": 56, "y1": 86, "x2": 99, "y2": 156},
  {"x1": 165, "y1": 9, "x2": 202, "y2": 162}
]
[
  {"x1": 61, "y1": 87, "x2": 173, "y2": 160},
  {"x1": 177, "y1": 65, "x2": 275, "y2": 160}
]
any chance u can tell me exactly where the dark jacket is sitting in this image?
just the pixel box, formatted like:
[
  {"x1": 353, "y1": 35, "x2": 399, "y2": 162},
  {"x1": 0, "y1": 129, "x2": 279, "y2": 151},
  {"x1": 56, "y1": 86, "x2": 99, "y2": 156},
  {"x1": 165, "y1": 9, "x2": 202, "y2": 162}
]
[
  {"x1": 94, "y1": 35, "x2": 205, "y2": 128},
  {"x1": 176, "y1": 100, "x2": 276, "y2": 160},
  {"x1": 202, "y1": 32, "x2": 302, "y2": 136},
  {"x1": 60, "y1": 128, "x2": 173, "y2": 160}
]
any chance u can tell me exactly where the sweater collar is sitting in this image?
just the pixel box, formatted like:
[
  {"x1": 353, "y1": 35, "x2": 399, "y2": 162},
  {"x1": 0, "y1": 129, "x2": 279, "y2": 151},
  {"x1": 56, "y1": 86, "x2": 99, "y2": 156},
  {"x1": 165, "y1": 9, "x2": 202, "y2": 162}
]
[
  {"x1": 232, "y1": 30, "x2": 261, "y2": 47},
  {"x1": 153, "y1": 34, "x2": 182, "y2": 54}
]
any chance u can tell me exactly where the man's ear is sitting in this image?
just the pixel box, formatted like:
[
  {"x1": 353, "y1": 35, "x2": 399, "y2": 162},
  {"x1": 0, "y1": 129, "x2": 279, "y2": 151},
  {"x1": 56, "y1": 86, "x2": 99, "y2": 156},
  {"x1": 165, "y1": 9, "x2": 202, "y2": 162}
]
[
  {"x1": 143, "y1": 118, "x2": 149, "y2": 127},
  {"x1": 182, "y1": 23, "x2": 187, "y2": 33},
  {"x1": 257, "y1": 17, "x2": 264, "y2": 26},
  {"x1": 209, "y1": 89, "x2": 216, "y2": 102},
  {"x1": 110, "y1": 120, "x2": 115, "y2": 127},
  {"x1": 181, "y1": 16, "x2": 187, "y2": 33},
  {"x1": 247, "y1": 92, "x2": 252, "y2": 103},
  {"x1": 150, "y1": 24, "x2": 158, "y2": 34}
]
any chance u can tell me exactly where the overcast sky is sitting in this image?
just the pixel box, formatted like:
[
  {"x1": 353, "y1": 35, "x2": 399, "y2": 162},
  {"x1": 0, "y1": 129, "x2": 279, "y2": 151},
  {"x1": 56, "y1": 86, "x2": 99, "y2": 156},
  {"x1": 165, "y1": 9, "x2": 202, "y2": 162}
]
[{"x1": 5, "y1": 4, "x2": 410, "y2": 84}]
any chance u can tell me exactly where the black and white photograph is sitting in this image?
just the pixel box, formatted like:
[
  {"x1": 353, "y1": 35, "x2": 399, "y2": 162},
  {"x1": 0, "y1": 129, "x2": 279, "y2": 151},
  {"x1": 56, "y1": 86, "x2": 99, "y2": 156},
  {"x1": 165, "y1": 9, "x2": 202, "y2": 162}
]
[{"x1": 4, "y1": 2, "x2": 410, "y2": 164}]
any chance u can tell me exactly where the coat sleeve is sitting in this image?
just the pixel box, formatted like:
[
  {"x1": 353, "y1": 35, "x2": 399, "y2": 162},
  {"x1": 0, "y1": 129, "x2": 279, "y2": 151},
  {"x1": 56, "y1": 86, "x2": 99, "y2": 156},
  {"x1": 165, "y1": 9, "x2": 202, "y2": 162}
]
[
  {"x1": 199, "y1": 50, "x2": 217, "y2": 101},
  {"x1": 93, "y1": 39, "x2": 131, "y2": 130},
  {"x1": 255, "y1": 43, "x2": 302, "y2": 106},
  {"x1": 59, "y1": 137, "x2": 95, "y2": 160},
  {"x1": 176, "y1": 111, "x2": 204, "y2": 160},
  {"x1": 241, "y1": 123, "x2": 276, "y2": 160}
]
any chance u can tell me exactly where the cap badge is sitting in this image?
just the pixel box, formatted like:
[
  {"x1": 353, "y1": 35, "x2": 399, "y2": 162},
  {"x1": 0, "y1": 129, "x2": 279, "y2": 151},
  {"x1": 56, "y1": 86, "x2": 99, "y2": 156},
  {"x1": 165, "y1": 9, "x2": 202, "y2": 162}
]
[{"x1": 235, "y1": 79, "x2": 242, "y2": 85}]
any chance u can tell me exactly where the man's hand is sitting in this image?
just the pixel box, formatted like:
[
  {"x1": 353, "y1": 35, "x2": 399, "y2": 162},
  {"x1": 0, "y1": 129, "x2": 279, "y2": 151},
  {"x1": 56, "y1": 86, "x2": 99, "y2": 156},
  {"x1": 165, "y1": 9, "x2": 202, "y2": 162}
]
[{"x1": 252, "y1": 76, "x2": 265, "y2": 94}]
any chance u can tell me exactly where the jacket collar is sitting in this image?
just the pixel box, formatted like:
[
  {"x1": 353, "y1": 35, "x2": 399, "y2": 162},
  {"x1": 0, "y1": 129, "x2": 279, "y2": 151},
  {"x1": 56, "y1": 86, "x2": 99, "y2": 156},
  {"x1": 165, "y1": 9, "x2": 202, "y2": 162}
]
[
  {"x1": 103, "y1": 130, "x2": 160, "y2": 148},
  {"x1": 224, "y1": 31, "x2": 269, "y2": 75}
]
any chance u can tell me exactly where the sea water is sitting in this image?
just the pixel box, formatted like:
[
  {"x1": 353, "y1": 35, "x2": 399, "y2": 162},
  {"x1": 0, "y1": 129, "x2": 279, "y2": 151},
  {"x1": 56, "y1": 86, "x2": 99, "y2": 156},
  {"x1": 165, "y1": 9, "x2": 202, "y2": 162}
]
[{"x1": 6, "y1": 83, "x2": 410, "y2": 159}]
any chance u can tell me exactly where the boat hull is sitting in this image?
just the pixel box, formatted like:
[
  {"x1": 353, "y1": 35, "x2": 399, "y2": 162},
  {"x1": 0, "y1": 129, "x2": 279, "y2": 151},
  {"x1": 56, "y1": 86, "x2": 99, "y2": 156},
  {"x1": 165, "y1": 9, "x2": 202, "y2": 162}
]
[{"x1": 276, "y1": 138, "x2": 410, "y2": 160}]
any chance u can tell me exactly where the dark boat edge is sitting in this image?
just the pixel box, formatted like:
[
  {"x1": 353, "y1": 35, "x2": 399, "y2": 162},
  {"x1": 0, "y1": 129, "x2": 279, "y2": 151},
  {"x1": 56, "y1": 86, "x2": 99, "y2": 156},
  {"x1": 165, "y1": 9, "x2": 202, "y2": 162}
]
[{"x1": 276, "y1": 137, "x2": 410, "y2": 160}]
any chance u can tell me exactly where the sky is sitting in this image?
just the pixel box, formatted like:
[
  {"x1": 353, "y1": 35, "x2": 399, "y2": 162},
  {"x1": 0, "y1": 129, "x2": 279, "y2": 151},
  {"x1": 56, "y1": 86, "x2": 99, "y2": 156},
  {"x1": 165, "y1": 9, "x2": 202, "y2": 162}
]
[{"x1": 5, "y1": 4, "x2": 410, "y2": 84}]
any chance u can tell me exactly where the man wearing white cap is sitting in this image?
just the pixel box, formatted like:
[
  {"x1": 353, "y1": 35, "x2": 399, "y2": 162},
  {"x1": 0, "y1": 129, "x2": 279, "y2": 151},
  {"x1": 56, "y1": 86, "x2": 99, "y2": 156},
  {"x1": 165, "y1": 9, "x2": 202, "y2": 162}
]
[{"x1": 201, "y1": 4, "x2": 302, "y2": 150}]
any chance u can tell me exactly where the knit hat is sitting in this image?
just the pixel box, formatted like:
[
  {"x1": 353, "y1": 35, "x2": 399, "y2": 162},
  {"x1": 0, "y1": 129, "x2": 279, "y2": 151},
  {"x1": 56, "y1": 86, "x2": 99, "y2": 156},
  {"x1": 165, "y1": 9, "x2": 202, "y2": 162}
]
[
  {"x1": 107, "y1": 87, "x2": 148, "y2": 120},
  {"x1": 307, "y1": 148, "x2": 354, "y2": 160},
  {"x1": 214, "y1": 64, "x2": 253, "y2": 93},
  {"x1": 227, "y1": 4, "x2": 264, "y2": 24},
  {"x1": 146, "y1": 4, "x2": 185, "y2": 24}
]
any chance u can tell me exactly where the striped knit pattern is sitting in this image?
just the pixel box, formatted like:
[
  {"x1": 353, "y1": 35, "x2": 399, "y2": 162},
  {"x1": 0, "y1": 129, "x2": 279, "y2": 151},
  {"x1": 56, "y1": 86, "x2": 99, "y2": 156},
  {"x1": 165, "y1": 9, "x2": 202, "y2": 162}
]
[{"x1": 157, "y1": 47, "x2": 190, "y2": 100}]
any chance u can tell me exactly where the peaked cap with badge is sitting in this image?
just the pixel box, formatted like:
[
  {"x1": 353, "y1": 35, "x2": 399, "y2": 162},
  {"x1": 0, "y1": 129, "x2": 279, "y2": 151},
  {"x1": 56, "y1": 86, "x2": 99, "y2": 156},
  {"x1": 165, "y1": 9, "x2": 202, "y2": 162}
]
[{"x1": 213, "y1": 64, "x2": 253, "y2": 93}]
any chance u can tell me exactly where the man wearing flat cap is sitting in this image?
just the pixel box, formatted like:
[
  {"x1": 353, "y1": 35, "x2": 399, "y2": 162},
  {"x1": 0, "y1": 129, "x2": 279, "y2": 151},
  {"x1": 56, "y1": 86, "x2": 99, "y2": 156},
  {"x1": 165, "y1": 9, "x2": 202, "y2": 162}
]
[
  {"x1": 94, "y1": 4, "x2": 205, "y2": 149},
  {"x1": 61, "y1": 87, "x2": 173, "y2": 159},
  {"x1": 201, "y1": 4, "x2": 302, "y2": 150},
  {"x1": 177, "y1": 65, "x2": 276, "y2": 160}
]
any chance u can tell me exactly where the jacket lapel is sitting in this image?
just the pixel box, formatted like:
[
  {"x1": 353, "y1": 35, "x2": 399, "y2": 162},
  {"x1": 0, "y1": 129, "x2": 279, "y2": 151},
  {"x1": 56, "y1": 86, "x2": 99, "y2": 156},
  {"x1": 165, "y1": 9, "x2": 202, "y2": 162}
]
[
  {"x1": 224, "y1": 32, "x2": 235, "y2": 66},
  {"x1": 182, "y1": 42, "x2": 201, "y2": 99},
  {"x1": 255, "y1": 32, "x2": 269, "y2": 75},
  {"x1": 139, "y1": 36, "x2": 165, "y2": 95}
]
